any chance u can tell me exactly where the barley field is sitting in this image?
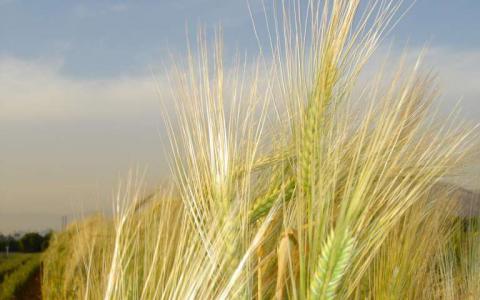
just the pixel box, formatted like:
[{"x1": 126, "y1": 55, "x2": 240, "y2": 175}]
[{"x1": 41, "y1": 1, "x2": 480, "y2": 299}]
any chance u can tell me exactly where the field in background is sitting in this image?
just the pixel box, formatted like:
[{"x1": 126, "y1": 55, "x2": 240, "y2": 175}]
[{"x1": 0, "y1": 253, "x2": 41, "y2": 299}]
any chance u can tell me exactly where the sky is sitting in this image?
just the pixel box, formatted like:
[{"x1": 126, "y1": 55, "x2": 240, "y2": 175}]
[{"x1": 0, "y1": 0, "x2": 479, "y2": 233}]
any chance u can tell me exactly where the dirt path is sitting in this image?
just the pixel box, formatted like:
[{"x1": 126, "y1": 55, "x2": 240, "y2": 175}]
[{"x1": 14, "y1": 269, "x2": 42, "y2": 300}]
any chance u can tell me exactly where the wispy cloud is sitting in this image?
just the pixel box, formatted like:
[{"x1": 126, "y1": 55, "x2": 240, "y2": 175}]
[
  {"x1": 391, "y1": 46, "x2": 480, "y2": 121},
  {"x1": 73, "y1": 2, "x2": 129, "y2": 19},
  {"x1": 110, "y1": 3, "x2": 129, "y2": 12},
  {"x1": 0, "y1": 45, "x2": 478, "y2": 123},
  {"x1": 0, "y1": 57, "x2": 161, "y2": 121}
]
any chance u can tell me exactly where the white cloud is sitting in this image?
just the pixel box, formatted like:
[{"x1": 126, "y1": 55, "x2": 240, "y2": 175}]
[
  {"x1": 416, "y1": 47, "x2": 480, "y2": 121},
  {"x1": 361, "y1": 45, "x2": 480, "y2": 123},
  {"x1": 0, "y1": 57, "x2": 161, "y2": 121},
  {"x1": 424, "y1": 47, "x2": 480, "y2": 109},
  {"x1": 110, "y1": 3, "x2": 129, "y2": 12},
  {"x1": 0, "y1": 45, "x2": 479, "y2": 124},
  {"x1": 73, "y1": 2, "x2": 129, "y2": 18}
]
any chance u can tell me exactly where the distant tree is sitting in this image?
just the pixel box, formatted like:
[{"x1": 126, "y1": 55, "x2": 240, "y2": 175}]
[
  {"x1": 0, "y1": 234, "x2": 5, "y2": 248},
  {"x1": 4, "y1": 236, "x2": 20, "y2": 252},
  {"x1": 0, "y1": 235, "x2": 5, "y2": 252},
  {"x1": 18, "y1": 232, "x2": 44, "y2": 253},
  {"x1": 0, "y1": 232, "x2": 53, "y2": 253}
]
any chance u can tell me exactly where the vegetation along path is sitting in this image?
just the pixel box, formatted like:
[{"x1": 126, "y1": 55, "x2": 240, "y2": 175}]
[{"x1": 14, "y1": 269, "x2": 42, "y2": 300}]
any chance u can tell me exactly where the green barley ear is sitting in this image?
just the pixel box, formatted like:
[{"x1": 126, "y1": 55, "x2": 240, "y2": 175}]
[
  {"x1": 310, "y1": 230, "x2": 356, "y2": 300},
  {"x1": 249, "y1": 177, "x2": 295, "y2": 224}
]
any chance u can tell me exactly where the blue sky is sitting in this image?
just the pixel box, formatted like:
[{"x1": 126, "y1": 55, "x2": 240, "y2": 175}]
[
  {"x1": 0, "y1": 0, "x2": 478, "y2": 79},
  {"x1": 0, "y1": 0, "x2": 479, "y2": 233},
  {"x1": 0, "y1": 0, "x2": 268, "y2": 78}
]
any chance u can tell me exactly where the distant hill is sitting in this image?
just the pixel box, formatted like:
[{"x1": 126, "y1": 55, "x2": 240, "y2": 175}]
[
  {"x1": 431, "y1": 182, "x2": 480, "y2": 218},
  {"x1": 449, "y1": 186, "x2": 480, "y2": 217}
]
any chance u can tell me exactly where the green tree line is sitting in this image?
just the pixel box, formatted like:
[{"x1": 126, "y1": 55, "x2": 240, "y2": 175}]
[{"x1": 0, "y1": 232, "x2": 51, "y2": 253}]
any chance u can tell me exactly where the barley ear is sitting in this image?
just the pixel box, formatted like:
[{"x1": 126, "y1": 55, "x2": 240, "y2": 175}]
[
  {"x1": 249, "y1": 178, "x2": 295, "y2": 224},
  {"x1": 310, "y1": 230, "x2": 355, "y2": 300}
]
